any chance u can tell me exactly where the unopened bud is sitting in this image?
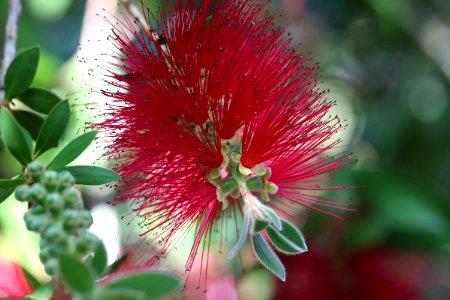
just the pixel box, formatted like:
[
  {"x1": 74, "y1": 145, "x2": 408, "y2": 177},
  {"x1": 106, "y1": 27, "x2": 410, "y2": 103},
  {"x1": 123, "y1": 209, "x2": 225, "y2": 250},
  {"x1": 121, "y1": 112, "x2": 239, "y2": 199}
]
[
  {"x1": 14, "y1": 185, "x2": 29, "y2": 202},
  {"x1": 27, "y1": 161, "x2": 45, "y2": 181}
]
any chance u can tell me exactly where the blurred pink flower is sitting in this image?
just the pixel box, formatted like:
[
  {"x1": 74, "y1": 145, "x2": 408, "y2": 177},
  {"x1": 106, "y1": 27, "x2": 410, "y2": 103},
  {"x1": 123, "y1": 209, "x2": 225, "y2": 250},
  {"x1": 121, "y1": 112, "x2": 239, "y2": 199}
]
[{"x1": 0, "y1": 259, "x2": 33, "y2": 299}]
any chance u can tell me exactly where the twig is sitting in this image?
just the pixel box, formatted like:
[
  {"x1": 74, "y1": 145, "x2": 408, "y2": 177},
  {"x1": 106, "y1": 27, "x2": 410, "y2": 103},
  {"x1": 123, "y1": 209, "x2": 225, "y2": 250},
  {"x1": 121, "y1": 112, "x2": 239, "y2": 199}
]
[{"x1": 0, "y1": 0, "x2": 22, "y2": 102}]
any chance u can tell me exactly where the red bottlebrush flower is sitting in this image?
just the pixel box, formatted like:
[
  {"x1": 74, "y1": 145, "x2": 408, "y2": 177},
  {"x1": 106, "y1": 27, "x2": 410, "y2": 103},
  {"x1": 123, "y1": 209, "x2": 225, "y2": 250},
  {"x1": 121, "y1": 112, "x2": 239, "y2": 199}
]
[
  {"x1": 0, "y1": 260, "x2": 34, "y2": 299},
  {"x1": 98, "y1": 0, "x2": 351, "y2": 281}
]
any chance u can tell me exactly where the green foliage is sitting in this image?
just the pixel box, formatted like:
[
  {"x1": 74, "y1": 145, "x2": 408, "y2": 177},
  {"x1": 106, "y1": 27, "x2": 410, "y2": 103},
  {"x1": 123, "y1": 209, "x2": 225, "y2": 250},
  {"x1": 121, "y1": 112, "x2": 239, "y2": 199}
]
[
  {"x1": 102, "y1": 271, "x2": 182, "y2": 299},
  {"x1": 48, "y1": 131, "x2": 97, "y2": 170},
  {"x1": 59, "y1": 253, "x2": 95, "y2": 295},
  {"x1": 0, "y1": 108, "x2": 33, "y2": 165},
  {"x1": 18, "y1": 88, "x2": 61, "y2": 114},
  {"x1": 4, "y1": 47, "x2": 40, "y2": 99},
  {"x1": 92, "y1": 240, "x2": 108, "y2": 276},
  {"x1": 0, "y1": 178, "x2": 26, "y2": 188},
  {"x1": 0, "y1": 187, "x2": 15, "y2": 204},
  {"x1": 25, "y1": 281, "x2": 54, "y2": 300},
  {"x1": 266, "y1": 219, "x2": 307, "y2": 254},
  {"x1": 34, "y1": 100, "x2": 70, "y2": 157},
  {"x1": 12, "y1": 110, "x2": 44, "y2": 140},
  {"x1": 252, "y1": 233, "x2": 286, "y2": 282},
  {"x1": 61, "y1": 166, "x2": 119, "y2": 185}
]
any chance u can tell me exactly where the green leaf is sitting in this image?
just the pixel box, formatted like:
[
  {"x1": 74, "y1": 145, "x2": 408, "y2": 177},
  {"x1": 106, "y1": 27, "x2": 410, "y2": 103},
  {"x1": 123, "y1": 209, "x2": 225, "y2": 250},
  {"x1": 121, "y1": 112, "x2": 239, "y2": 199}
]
[
  {"x1": 104, "y1": 271, "x2": 182, "y2": 299},
  {"x1": 4, "y1": 47, "x2": 40, "y2": 99},
  {"x1": 60, "y1": 166, "x2": 119, "y2": 185},
  {"x1": 252, "y1": 233, "x2": 286, "y2": 281},
  {"x1": 266, "y1": 219, "x2": 307, "y2": 254},
  {"x1": 0, "y1": 187, "x2": 15, "y2": 204},
  {"x1": 0, "y1": 108, "x2": 33, "y2": 165},
  {"x1": 12, "y1": 110, "x2": 44, "y2": 140},
  {"x1": 34, "y1": 100, "x2": 70, "y2": 156},
  {"x1": 262, "y1": 206, "x2": 282, "y2": 231},
  {"x1": 18, "y1": 88, "x2": 61, "y2": 114},
  {"x1": 25, "y1": 281, "x2": 54, "y2": 300},
  {"x1": 0, "y1": 178, "x2": 26, "y2": 188},
  {"x1": 92, "y1": 240, "x2": 108, "y2": 276},
  {"x1": 59, "y1": 253, "x2": 95, "y2": 295},
  {"x1": 253, "y1": 219, "x2": 269, "y2": 233},
  {"x1": 95, "y1": 288, "x2": 145, "y2": 300},
  {"x1": 47, "y1": 131, "x2": 97, "y2": 170}
]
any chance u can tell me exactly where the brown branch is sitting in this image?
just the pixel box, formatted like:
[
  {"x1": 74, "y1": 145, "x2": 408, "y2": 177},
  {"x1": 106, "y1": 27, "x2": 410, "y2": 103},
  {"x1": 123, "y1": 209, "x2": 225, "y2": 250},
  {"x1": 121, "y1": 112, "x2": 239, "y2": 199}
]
[{"x1": 0, "y1": 0, "x2": 22, "y2": 102}]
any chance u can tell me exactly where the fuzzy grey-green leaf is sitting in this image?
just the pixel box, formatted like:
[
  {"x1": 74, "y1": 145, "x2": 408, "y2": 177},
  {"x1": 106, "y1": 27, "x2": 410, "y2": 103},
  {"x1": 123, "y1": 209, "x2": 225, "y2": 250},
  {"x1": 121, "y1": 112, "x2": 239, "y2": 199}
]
[
  {"x1": 266, "y1": 219, "x2": 307, "y2": 254},
  {"x1": 252, "y1": 233, "x2": 286, "y2": 281}
]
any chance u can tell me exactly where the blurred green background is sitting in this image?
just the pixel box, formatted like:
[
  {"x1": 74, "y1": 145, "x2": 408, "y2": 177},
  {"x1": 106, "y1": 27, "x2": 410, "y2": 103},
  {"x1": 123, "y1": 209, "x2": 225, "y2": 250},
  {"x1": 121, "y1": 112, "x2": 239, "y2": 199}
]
[{"x1": 1, "y1": 0, "x2": 449, "y2": 299}]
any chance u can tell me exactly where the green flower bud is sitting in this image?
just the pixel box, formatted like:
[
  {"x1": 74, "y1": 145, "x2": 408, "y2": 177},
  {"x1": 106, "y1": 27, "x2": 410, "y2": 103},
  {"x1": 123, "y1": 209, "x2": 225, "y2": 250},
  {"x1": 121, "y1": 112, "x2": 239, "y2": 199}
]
[
  {"x1": 75, "y1": 232, "x2": 98, "y2": 254},
  {"x1": 79, "y1": 210, "x2": 93, "y2": 228},
  {"x1": 39, "y1": 244, "x2": 59, "y2": 261},
  {"x1": 43, "y1": 259, "x2": 58, "y2": 276},
  {"x1": 29, "y1": 204, "x2": 46, "y2": 215},
  {"x1": 24, "y1": 214, "x2": 48, "y2": 232},
  {"x1": 27, "y1": 161, "x2": 45, "y2": 181},
  {"x1": 14, "y1": 185, "x2": 29, "y2": 202},
  {"x1": 27, "y1": 184, "x2": 47, "y2": 203},
  {"x1": 41, "y1": 171, "x2": 59, "y2": 191},
  {"x1": 44, "y1": 193, "x2": 64, "y2": 216},
  {"x1": 266, "y1": 182, "x2": 279, "y2": 194},
  {"x1": 62, "y1": 209, "x2": 79, "y2": 232},
  {"x1": 58, "y1": 171, "x2": 75, "y2": 191},
  {"x1": 43, "y1": 225, "x2": 66, "y2": 243},
  {"x1": 62, "y1": 188, "x2": 81, "y2": 208}
]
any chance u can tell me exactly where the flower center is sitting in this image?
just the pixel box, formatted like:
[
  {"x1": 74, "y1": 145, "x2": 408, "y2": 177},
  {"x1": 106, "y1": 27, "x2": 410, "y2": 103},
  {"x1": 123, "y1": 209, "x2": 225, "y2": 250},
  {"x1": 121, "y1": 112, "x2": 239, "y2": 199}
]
[{"x1": 206, "y1": 129, "x2": 278, "y2": 212}]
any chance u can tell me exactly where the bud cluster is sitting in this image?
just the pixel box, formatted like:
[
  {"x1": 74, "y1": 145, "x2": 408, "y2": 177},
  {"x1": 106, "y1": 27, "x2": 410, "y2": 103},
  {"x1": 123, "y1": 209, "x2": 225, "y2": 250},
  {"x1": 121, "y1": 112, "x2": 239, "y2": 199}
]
[{"x1": 15, "y1": 161, "x2": 98, "y2": 275}]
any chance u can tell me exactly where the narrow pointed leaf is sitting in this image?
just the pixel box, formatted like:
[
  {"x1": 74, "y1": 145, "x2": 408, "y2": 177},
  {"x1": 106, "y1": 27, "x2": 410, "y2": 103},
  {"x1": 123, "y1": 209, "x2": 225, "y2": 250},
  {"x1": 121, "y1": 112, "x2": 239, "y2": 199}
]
[
  {"x1": 4, "y1": 47, "x2": 40, "y2": 99},
  {"x1": 92, "y1": 240, "x2": 108, "y2": 276},
  {"x1": 0, "y1": 187, "x2": 15, "y2": 204},
  {"x1": 266, "y1": 219, "x2": 307, "y2": 254},
  {"x1": 252, "y1": 233, "x2": 286, "y2": 281},
  {"x1": 18, "y1": 88, "x2": 61, "y2": 114},
  {"x1": 228, "y1": 209, "x2": 251, "y2": 258},
  {"x1": 0, "y1": 108, "x2": 33, "y2": 165},
  {"x1": 59, "y1": 253, "x2": 95, "y2": 295},
  {"x1": 104, "y1": 271, "x2": 182, "y2": 299},
  {"x1": 262, "y1": 206, "x2": 282, "y2": 231},
  {"x1": 48, "y1": 131, "x2": 97, "y2": 170},
  {"x1": 61, "y1": 166, "x2": 119, "y2": 185},
  {"x1": 12, "y1": 110, "x2": 44, "y2": 140},
  {"x1": 34, "y1": 100, "x2": 70, "y2": 156},
  {"x1": 0, "y1": 178, "x2": 26, "y2": 188}
]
